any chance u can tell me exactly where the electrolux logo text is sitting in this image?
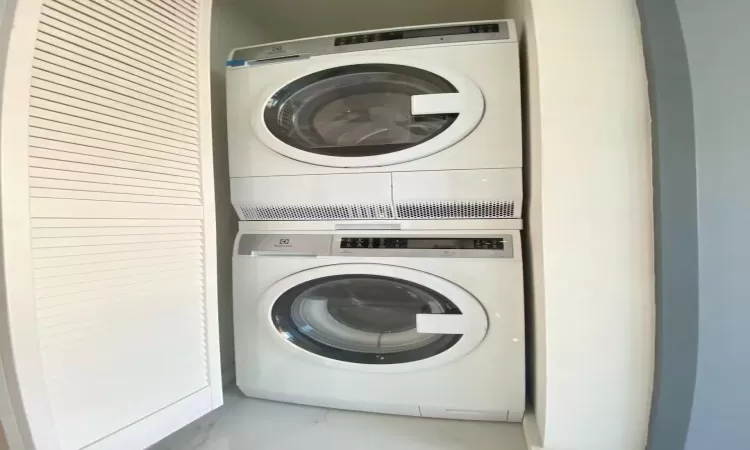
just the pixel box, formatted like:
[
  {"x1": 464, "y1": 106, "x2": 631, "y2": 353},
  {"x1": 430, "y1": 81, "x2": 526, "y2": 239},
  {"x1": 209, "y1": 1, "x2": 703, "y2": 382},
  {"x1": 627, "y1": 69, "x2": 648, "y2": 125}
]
[{"x1": 274, "y1": 238, "x2": 293, "y2": 249}]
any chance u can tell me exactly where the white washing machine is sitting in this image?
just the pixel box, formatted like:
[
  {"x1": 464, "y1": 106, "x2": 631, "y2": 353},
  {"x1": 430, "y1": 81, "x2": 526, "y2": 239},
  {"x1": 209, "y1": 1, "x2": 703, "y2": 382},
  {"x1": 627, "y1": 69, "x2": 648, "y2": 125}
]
[
  {"x1": 226, "y1": 21, "x2": 523, "y2": 222},
  {"x1": 233, "y1": 226, "x2": 525, "y2": 421}
]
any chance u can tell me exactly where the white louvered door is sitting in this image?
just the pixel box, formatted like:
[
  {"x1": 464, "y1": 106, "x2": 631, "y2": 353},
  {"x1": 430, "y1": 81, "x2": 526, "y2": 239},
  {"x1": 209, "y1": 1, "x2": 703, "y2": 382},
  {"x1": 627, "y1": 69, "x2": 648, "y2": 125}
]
[{"x1": 0, "y1": 1, "x2": 221, "y2": 449}]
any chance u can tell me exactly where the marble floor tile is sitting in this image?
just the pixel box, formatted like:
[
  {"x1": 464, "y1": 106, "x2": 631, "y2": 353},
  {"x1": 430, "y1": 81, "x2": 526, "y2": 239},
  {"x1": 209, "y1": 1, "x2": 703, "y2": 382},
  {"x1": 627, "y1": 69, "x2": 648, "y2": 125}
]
[{"x1": 151, "y1": 386, "x2": 527, "y2": 450}]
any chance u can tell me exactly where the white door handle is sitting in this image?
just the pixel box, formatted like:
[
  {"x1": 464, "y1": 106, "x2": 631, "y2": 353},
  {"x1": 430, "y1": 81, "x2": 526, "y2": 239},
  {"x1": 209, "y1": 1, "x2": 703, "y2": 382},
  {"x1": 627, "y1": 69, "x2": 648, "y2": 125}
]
[
  {"x1": 416, "y1": 314, "x2": 471, "y2": 334},
  {"x1": 411, "y1": 93, "x2": 464, "y2": 115}
]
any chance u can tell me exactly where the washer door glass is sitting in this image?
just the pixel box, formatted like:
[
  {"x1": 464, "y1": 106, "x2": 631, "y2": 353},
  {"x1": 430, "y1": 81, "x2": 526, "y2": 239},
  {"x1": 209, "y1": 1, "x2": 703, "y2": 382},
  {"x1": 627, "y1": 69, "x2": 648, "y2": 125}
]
[
  {"x1": 271, "y1": 274, "x2": 463, "y2": 364},
  {"x1": 264, "y1": 64, "x2": 459, "y2": 157}
]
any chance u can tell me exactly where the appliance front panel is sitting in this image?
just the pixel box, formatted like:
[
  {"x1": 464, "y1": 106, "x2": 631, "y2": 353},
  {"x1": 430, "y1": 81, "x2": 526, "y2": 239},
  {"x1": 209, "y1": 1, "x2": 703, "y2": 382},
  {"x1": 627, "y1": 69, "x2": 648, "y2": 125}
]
[
  {"x1": 255, "y1": 264, "x2": 489, "y2": 371},
  {"x1": 226, "y1": 41, "x2": 522, "y2": 177},
  {"x1": 233, "y1": 232, "x2": 525, "y2": 411},
  {"x1": 247, "y1": 55, "x2": 485, "y2": 168},
  {"x1": 229, "y1": 21, "x2": 515, "y2": 63},
  {"x1": 237, "y1": 232, "x2": 516, "y2": 258}
]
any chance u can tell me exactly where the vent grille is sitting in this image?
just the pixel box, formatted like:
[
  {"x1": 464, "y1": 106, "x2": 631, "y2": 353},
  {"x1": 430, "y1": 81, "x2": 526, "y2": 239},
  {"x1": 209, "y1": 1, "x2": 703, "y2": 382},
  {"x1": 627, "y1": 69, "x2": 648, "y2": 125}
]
[
  {"x1": 240, "y1": 203, "x2": 395, "y2": 220},
  {"x1": 239, "y1": 201, "x2": 517, "y2": 220},
  {"x1": 395, "y1": 200, "x2": 516, "y2": 219}
]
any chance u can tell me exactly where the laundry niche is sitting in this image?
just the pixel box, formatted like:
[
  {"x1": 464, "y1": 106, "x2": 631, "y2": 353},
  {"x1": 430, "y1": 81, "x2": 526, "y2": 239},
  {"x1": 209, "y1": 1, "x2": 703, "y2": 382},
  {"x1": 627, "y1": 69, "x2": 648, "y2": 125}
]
[{"x1": 0, "y1": 1, "x2": 655, "y2": 449}]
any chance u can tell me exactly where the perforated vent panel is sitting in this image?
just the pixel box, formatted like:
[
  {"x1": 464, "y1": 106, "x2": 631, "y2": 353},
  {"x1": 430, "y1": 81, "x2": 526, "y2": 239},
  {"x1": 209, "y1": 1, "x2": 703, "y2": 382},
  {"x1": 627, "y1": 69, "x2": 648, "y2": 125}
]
[
  {"x1": 395, "y1": 200, "x2": 516, "y2": 219},
  {"x1": 240, "y1": 203, "x2": 395, "y2": 220}
]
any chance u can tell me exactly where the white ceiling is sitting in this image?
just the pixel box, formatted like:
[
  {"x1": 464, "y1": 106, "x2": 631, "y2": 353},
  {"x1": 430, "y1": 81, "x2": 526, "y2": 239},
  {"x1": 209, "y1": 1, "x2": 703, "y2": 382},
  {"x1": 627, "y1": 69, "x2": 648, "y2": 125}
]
[{"x1": 232, "y1": 0, "x2": 506, "y2": 42}]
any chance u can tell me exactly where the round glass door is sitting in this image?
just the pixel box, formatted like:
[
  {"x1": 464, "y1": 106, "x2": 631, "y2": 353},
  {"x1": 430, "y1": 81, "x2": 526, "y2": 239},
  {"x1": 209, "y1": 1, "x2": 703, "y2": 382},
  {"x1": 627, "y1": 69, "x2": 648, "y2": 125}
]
[
  {"x1": 271, "y1": 274, "x2": 463, "y2": 364},
  {"x1": 264, "y1": 64, "x2": 459, "y2": 157}
]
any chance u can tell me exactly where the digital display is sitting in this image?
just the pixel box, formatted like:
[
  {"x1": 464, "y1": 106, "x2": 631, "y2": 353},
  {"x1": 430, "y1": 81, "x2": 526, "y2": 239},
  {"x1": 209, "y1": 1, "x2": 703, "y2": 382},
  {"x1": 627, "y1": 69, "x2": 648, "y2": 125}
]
[
  {"x1": 407, "y1": 239, "x2": 464, "y2": 249},
  {"x1": 403, "y1": 26, "x2": 473, "y2": 39}
]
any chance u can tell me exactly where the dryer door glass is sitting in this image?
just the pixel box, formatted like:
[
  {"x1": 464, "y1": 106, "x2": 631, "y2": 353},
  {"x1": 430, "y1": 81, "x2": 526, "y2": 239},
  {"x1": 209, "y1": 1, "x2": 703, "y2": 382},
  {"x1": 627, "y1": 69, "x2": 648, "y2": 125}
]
[
  {"x1": 271, "y1": 274, "x2": 463, "y2": 364},
  {"x1": 264, "y1": 64, "x2": 459, "y2": 157}
]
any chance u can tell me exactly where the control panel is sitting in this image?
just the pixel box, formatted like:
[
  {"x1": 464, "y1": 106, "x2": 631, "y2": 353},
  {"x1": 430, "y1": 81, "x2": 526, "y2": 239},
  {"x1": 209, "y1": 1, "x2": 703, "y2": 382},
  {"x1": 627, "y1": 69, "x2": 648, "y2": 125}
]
[
  {"x1": 237, "y1": 234, "x2": 515, "y2": 259},
  {"x1": 339, "y1": 237, "x2": 505, "y2": 250},
  {"x1": 334, "y1": 23, "x2": 502, "y2": 46},
  {"x1": 336, "y1": 236, "x2": 513, "y2": 258},
  {"x1": 230, "y1": 21, "x2": 513, "y2": 65}
]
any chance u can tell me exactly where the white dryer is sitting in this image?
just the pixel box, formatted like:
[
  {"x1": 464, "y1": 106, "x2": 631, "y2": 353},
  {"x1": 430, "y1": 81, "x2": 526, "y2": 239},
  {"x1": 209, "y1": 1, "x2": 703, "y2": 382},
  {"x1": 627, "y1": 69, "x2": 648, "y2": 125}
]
[
  {"x1": 226, "y1": 21, "x2": 523, "y2": 222},
  {"x1": 233, "y1": 227, "x2": 526, "y2": 421}
]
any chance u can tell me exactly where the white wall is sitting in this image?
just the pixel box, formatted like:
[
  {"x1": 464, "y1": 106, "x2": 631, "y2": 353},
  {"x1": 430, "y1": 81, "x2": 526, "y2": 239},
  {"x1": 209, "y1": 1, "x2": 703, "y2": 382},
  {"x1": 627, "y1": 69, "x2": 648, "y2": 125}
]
[
  {"x1": 512, "y1": 1, "x2": 655, "y2": 449},
  {"x1": 0, "y1": 2, "x2": 16, "y2": 445},
  {"x1": 243, "y1": 0, "x2": 504, "y2": 42},
  {"x1": 0, "y1": 0, "x2": 29, "y2": 447},
  {"x1": 0, "y1": 0, "x2": 16, "y2": 440},
  {"x1": 503, "y1": 0, "x2": 547, "y2": 442},
  {"x1": 210, "y1": 0, "x2": 274, "y2": 380}
]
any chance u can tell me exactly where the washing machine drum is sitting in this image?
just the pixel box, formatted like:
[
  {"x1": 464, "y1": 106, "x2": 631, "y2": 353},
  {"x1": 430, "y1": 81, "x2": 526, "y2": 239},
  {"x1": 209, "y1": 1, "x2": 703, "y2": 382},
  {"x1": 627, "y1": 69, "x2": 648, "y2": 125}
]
[
  {"x1": 271, "y1": 274, "x2": 463, "y2": 364},
  {"x1": 264, "y1": 64, "x2": 459, "y2": 157}
]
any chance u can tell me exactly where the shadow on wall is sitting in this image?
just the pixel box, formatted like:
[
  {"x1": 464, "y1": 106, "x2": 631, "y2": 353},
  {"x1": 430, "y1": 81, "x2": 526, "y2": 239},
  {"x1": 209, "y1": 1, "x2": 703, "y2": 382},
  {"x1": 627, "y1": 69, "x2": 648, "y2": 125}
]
[
  {"x1": 636, "y1": 1, "x2": 700, "y2": 450},
  {"x1": 210, "y1": 0, "x2": 276, "y2": 379},
  {"x1": 210, "y1": 71, "x2": 238, "y2": 381},
  {"x1": 0, "y1": 420, "x2": 7, "y2": 450},
  {"x1": 512, "y1": 12, "x2": 537, "y2": 415}
]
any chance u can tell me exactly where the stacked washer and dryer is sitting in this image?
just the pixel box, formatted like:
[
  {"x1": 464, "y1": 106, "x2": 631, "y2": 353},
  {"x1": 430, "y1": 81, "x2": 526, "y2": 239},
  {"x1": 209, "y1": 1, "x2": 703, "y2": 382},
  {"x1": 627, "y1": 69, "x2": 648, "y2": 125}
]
[{"x1": 228, "y1": 20, "x2": 525, "y2": 422}]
